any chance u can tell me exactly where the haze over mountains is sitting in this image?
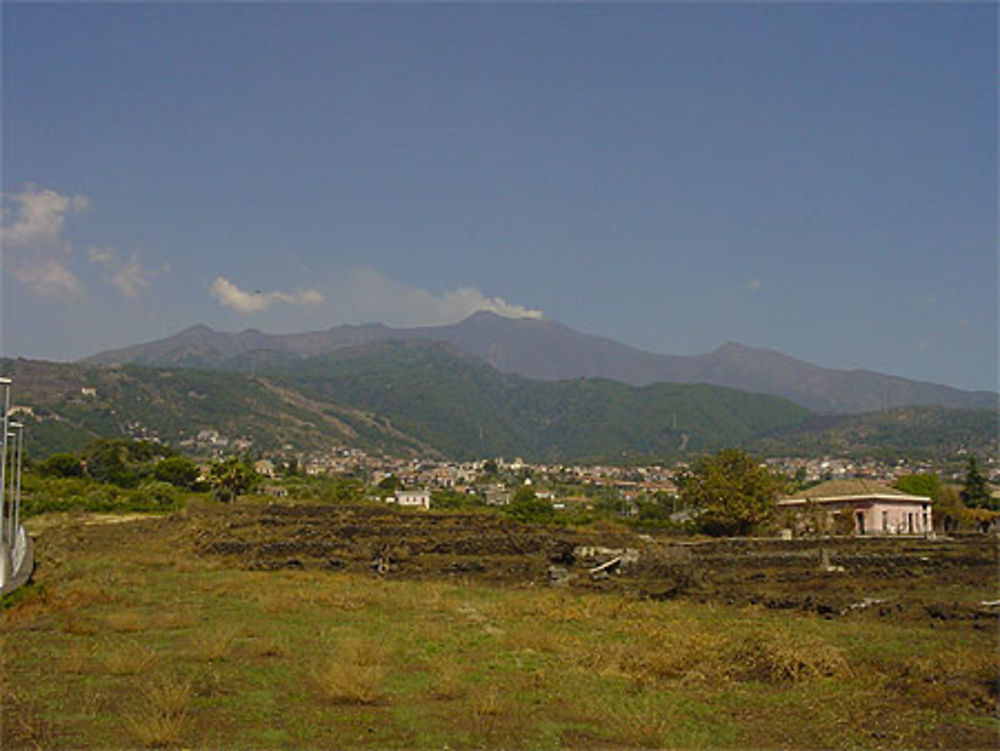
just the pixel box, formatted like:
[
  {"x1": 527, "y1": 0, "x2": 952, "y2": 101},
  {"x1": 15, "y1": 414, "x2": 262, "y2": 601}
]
[{"x1": 85, "y1": 312, "x2": 995, "y2": 415}]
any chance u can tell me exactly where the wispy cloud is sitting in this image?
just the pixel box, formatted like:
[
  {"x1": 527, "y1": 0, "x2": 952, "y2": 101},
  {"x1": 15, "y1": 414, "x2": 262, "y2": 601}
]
[
  {"x1": 210, "y1": 276, "x2": 325, "y2": 314},
  {"x1": 87, "y1": 246, "x2": 153, "y2": 298},
  {"x1": 2, "y1": 185, "x2": 88, "y2": 299},
  {"x1": 110, "y1": 253, "x2": 150, "y2": 299},
  {"x1": 329, "y1": 268, "x2": 543, "y2": 325},
  {"x1": 87, "y1": 246, "x2": 115, "y2": 267},
  {"x1": 208, "y1": 268, "x2": 542, "y2": 325}
]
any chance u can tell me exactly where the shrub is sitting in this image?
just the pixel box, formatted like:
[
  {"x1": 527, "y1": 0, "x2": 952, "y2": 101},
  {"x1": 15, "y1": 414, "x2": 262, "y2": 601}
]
[
  {"x1": 39, "y1": 453, "x2": 83, "y2": 478},
  {"x1": 153, "y1": 456, "x2": 200, "y2": 489},
  {"x1": 131, "y1": 481, "x2": 180, "y2": 511},
  {"x1": 506, "y1": 486, "x2": 554, "y2": 523},
  {"x1": 311, "y1": 638, "x2": 386, "y2": 704},
  {"x1": 726, "y1": 632, "x2": 849, "y2": 683}
]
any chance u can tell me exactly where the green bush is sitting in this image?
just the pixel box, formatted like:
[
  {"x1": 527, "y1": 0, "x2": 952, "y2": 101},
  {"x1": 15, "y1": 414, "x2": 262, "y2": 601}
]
[
  {"x1": 505, "y1": 486, "x2": 554, "y2": 523},
  {"x1": 39, "y1": 452, "x2": 84, "y2": 478},
  {"x1": 153, "y1": 456, "x2": 200, "y2": 489}
]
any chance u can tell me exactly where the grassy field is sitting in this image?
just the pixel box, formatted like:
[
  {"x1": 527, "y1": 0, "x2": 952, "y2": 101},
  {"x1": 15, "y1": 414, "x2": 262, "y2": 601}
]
[{"x1": 2, "y1": 508, "x2": 997, "y2": 749}]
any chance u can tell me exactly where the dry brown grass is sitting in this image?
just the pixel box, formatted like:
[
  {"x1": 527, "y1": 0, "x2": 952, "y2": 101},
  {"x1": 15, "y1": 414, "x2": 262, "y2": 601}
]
[
  {"x1": 0, "y1": 685, "x2": 52, "y2": 750},
  {"x1": 188, "y1": 625, "x2": 237, "y2": 662},
  {"x1": 251, "y1": 635, "x2": 287, "y2": 658},
  {"x1": 503, "y1": 623, "x2": 569, "y2": 655},
  {"x1": 124, "y1": 707, "x2": 188, "y2": 747},
  {"x1": 106, "y1": 610, "x2": 147, "y2": 633},
  {"x1": 59, "y1": 642, "x2": 92, "y2": 674},
  {"x1": 428, "y1": 662, "x2": 467, "y2": 700},
  {"x1": 122, "y1": 672, "x2": 192, "y2": 747},
  {"x1": 727, "y1": 631, "x2": 850, "y2": 683},
  {"x1": 141, "y1": 672, "x2": 193, "y2": 718},
  {"x1": 311, "y1": 637, "x2": 387, "y2": 705},
  {"x1": 887, "y1": 649, "x2": 1000, "y2": 712},
  {"x1": 103, "y1": 640, "x2": 158, "y2": 675},
  {"x1": 602, "y1": 693, "x2": 672, "y2": 748},
  {"x1": 468, "y1": 684, "x2": 506, "y2": 738},
  {"x1": 60, "y1": 612, "x2": 100, "y2": 636},
  {"x1": 160, "y1": 606, "x2": 198, "y2": 630},
  {"x1": 2, "y1": 584, "x2": 106, "y2": 630}
]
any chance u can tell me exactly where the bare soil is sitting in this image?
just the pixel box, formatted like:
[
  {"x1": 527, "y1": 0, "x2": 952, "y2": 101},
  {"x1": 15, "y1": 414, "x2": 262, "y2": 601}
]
[{"x1": 151, "y1": 501, "x2": 1000, "y2": 626}]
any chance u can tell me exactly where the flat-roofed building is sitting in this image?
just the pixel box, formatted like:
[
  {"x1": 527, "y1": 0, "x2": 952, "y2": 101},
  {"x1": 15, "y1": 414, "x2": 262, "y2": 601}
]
[{"x1": 778, "y1": 479, "x2": 932, "y2": 536}]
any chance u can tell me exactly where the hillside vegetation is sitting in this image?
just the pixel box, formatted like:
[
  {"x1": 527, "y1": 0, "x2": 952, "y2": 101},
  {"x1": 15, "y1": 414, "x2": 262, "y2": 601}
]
[
  {"x1": 273, "y1": 342, "x2": 810, "y2": 461},
  {"x1": 2, "y1": 347, "x2": 995, "y2": 463},
  {"x1": 0, "y1": 358, "x2": 434, "y2": 459},
  {"x1": 752, "y1": 406, "x2": 998, "y2": 462},
  {"x1": 84, "y1": 312, "x2": 997, "y2": 414}
]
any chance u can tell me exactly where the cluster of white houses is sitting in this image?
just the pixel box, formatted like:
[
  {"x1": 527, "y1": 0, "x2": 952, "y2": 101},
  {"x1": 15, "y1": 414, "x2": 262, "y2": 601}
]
[
  {"x1": 374, "y1": 478, "x2": 939, "y2": 537},
  {"x1": 778, "y1": 480, "x2": 933, "y2": 536}
]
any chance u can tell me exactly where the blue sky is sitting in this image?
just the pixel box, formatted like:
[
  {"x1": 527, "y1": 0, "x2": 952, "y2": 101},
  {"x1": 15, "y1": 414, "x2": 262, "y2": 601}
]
[{"x1": 2, "y1": 3, "x2": 996, "y2": 391}]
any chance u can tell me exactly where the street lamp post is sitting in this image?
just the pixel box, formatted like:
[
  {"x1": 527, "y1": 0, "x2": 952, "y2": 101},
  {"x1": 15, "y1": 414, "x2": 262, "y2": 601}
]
[
  {"x1": 0, "y1": 377, "x2": 11, "y2": 587},
  {"x1": 9, "y1": 423, "x2": 24, "y2": 548}
]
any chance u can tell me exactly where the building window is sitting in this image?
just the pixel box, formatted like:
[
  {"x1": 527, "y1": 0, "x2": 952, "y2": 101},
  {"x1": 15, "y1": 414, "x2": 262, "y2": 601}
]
[{"x1": 882, "y1": 511, "x2": 889, "y2": 532}]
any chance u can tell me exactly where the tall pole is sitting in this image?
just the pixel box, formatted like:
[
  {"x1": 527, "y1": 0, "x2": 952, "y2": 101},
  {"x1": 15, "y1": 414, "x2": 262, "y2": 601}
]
[
  {"x1": 11, "y1": 423, "x2": 23, "y2": 548},
  {"x1": 5, "y1": 432, "x2": 14, "y2": 549},
  {"x1": 0, "y1": 377, "x2": 9, "y2": 584}
]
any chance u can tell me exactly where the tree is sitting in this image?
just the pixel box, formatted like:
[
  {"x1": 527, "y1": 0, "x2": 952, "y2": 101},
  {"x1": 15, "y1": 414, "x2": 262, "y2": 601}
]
[
  {"x1": 506, "y1": 485, "x2": 554, "y2": 523},
  {"x1": 894, "y1": 473, "x2": 942, "y2": 501},
  {"x1": 209, "y1": 457, "x2": 256, "y2": 502},
  {"x1": 676, "y1": 448, "x2": 786, "y2": 536},
  {"x1": 933, "y1": 485, "x2": 965, "y2": 532},
  {"x1": 82, "y1": 438, "x2": 171, "y2": 488},
  {"x1": 39, "y1": 452, "x2": 84, "y2": 478},
  {"x1": 960, "y1": 456, "x2": 993, "y2": 510},
  {"x1": 153, "y1": 455, "x2": 200, "y2": 489}
]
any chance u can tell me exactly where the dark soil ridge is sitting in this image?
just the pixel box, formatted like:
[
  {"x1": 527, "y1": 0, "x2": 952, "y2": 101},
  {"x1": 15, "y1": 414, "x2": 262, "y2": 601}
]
[{"x1": 186, "y1": 502, "x2": 998, "y2": 625}]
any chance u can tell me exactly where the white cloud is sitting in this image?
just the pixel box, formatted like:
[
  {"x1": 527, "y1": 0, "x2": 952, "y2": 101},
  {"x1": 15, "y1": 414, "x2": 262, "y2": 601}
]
[
  {"x1": 326, "y1": 268, "x2": 543, "y2": 325},
  {"x1": 110, "y1": 253, "x2": 150, "y2": 299},
  {"x1": 87, "y1": 246, "x2": 115, "y2": 267},
  {"x1": 3, "y1": 186, "x2": 88, "y2": 248},
  {"x1": 208, "y1": 268, "x2": 541, "y2": 325},
  {"x1": 210, "y1": 276, "x2": 326, "y2": 314},
  {"x1": 2, "y1": 185, "x2": 88, "y2": 299},
  {"x1": 87, "y1": 245, "x2": 154, "y2": 298},
  {"x1": 11, "y1": 258, "x2": 84, "y2": 299}
]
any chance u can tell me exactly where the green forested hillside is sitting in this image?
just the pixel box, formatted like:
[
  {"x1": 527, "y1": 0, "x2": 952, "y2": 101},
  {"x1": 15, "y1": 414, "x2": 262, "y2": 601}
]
[
  {"x1": 2, "y1": 346, "x2": 994, "y2": 463},
  {"x1": 750, "y1": 406, "x2": 998, "y2": 461},
  {"x1": 267, "y1": 341, "x2": 812, "y2": 461},
  {"x1": 0, "y1": 358, "x2": 435, "y2": 459}
]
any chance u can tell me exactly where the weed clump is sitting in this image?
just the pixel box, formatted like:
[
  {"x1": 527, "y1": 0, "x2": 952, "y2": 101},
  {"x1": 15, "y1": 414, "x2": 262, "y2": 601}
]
[
  {"x1": 311, "y1": 637, "x2": 387, "y2": 704},
  {"x1": 103, "y1": 640, "x2": 158, "y2": 675},
  {"x1": 106, "y1": 610, "x2": 147, "y2": 633},
  {"x1": 122, "y1": 672, "x2": 192, "y2": 747},
  {"x1": 188, "y1": 625, "x2": 237, "y2": 662},
  {"x1": 727, "y1": 632, "x2": 849, "y2": 683},
  {"x1": 888, "y1": 650, "x2": 1000, "y2": 712}
]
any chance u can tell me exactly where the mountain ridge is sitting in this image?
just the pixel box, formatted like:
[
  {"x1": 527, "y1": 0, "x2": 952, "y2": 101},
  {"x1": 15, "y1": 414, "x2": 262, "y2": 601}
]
[
  {"x1": 83, "y1": 312, "x2": 996, "y2": 414},
  {"x1": 6, "y1": 346, "x2": 996, "y2": 463}
]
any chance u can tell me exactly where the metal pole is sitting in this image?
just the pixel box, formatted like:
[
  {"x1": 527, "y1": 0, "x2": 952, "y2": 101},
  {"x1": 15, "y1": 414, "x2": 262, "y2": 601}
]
[
  {"x1": 11, "y1": 423, "x2": 23, "y2": 547},
  {"x1": 5, "y1": 432, "x2": 14, "y2": 549},
  {"x1": 0, "y1": 377, "x2": 10, "y2": 570}
]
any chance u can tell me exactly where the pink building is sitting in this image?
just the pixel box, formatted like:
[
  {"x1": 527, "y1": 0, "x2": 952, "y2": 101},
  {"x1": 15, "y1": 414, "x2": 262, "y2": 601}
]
[{"x1": 778, "y1": 479, "x2": 933, "y2": 536}]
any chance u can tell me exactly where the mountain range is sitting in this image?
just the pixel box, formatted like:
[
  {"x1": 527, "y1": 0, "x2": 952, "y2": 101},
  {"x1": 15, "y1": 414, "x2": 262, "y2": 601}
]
[
  {"x1": 5, "y1": 343, "x2": 994, "y2": 464},
  {"x1": 85, "y1": 311, "x2": 995, "y2": 415}
]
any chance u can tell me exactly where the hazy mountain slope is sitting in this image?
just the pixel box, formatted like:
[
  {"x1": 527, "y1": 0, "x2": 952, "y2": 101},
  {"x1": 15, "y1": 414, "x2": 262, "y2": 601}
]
[
  {"x1": 0, "y1": 358, "x2": 437, "y2": 459},
  {"x1": 4, "y1": 349, "x2": 995, "y2": 463},
  {"x1": 751, "y1": 406, "x2": 999, "y2": 462},
  {"x1": 264, "y1": 341, "x2": 814, "y2": 461},
  {"x1": 84, "y1": 313, "x2": 995, "y2": 414}
]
